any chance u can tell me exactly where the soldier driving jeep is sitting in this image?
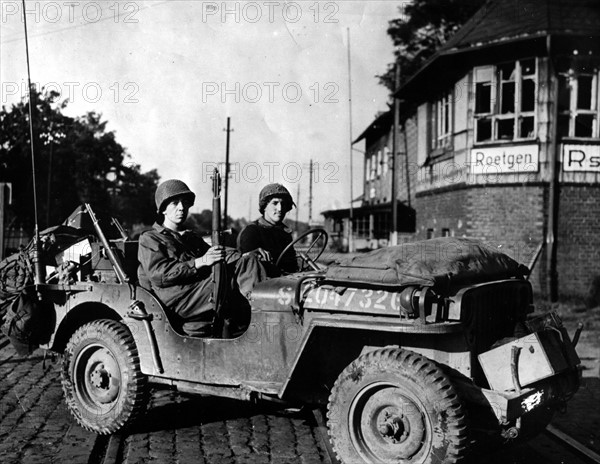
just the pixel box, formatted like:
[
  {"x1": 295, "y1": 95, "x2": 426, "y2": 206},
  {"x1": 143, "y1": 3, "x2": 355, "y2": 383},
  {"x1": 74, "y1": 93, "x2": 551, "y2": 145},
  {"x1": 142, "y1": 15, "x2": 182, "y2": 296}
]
[
  {"x1": 137, "y1": 179, "x2": 266, "y2": 337},
  {"x1": 237, "y1": 183, "x2": 299, "y2": 276}
]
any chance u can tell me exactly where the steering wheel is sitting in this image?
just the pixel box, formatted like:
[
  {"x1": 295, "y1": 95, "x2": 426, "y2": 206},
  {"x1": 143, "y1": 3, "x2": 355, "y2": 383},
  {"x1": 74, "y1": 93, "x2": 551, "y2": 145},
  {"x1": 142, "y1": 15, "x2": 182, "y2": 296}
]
[{"x1": 276, "y1": 228, "x2": 328, "y2": 272}]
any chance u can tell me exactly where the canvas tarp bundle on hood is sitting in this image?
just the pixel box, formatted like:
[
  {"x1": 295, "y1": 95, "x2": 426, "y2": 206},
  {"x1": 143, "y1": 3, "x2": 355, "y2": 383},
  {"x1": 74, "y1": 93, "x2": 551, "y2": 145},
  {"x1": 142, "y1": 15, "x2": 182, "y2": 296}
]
[{"x1": 325, "y1": 237, "x2": 528, "y2": 290}]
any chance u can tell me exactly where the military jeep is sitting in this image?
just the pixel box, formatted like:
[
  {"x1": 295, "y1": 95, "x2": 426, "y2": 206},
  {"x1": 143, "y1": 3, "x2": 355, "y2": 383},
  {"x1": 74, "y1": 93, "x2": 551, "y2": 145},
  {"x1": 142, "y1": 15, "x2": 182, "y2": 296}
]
[{"x1": 17, "y1": 204, "x2": 580, "y2": 464}]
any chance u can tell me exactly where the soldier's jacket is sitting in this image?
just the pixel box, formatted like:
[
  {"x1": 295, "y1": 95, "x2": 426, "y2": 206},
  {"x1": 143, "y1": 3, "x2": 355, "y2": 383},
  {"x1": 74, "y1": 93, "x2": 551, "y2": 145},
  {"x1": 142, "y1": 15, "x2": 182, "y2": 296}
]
[
  {"x1": 138, "y1": 223, "x2": 264, "y2": 335},
  {"x1": 237, "y1": 217, "x2": 298, "y2": 276}
]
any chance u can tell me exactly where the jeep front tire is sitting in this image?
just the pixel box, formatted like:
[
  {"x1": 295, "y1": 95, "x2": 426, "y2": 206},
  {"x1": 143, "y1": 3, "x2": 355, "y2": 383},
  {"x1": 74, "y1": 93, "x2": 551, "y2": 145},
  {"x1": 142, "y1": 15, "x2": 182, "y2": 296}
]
[
  {"x1": 61, "y1": 319, "x2": 147, "y2": 434},
  {"x1": 327, "y1": 348, "x2": 469, "y2": 464}
]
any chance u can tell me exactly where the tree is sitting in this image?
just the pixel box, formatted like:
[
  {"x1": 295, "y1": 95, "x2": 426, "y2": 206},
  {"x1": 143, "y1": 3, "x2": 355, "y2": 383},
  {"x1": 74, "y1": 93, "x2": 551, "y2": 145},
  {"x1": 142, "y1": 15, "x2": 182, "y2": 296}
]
[
  {"x1": 0, "y1": 88, "x2": 159, "y2": 233},
  {"x1": 379, "y1": 0, "x2": 485, "y2": 91}
]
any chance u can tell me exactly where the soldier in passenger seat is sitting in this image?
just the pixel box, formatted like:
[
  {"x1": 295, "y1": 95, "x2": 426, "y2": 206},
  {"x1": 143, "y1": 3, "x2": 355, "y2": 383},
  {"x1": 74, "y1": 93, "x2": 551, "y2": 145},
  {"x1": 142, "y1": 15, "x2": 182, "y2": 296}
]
[{"x1": 137, "y1": 179, "x2": 266, "y2": 337}]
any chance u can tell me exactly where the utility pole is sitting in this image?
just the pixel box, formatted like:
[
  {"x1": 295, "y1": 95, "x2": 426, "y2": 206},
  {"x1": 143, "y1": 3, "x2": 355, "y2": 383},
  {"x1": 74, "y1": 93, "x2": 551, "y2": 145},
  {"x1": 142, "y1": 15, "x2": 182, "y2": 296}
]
[
  {"x1": 223, "y1": 117, "x2": 232, "y2": 230},
  {"x1": 391, "y1": 63, "x2": 400, "y2": 246},
  {"x1": 347, "y1": 27, "x2": 354, "y2": 252},
  {"x1": 308, "y1": 159, "x2": 313, "y2": 225}
]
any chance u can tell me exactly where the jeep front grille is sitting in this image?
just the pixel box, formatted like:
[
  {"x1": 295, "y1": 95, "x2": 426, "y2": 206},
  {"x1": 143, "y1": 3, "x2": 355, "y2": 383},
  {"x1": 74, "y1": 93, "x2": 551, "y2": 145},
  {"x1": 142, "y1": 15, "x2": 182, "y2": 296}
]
[{"x1": 455, "y1": 279, "x2": 532, "y2": 384}]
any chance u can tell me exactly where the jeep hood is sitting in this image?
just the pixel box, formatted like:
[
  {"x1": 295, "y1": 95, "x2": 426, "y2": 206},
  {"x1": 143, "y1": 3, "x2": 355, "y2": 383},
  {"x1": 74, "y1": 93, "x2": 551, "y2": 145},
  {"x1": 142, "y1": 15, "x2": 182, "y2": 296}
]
[{"x1": 325, "y1": 237, "x2": 528, "y2": 291}]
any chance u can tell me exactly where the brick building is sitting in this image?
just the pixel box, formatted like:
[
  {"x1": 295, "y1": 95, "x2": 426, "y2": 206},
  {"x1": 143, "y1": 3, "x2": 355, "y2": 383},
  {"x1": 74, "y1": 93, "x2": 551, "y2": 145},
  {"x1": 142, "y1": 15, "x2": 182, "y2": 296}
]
[{"x1": 323, "y1": 0, "x2": 600, "y2": 298}]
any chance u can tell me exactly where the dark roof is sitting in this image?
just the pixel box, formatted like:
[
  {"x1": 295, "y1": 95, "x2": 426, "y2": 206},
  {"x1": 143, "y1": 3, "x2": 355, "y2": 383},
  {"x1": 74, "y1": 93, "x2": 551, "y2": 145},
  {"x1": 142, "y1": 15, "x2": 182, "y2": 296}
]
[
  {"x1": 441, "y1": 0, "x2": 600, "y2": 53},
  {"x1": 322, "y1": 201, "x2": 416, "y2": 233},
  {"x1": 353, "y1": 110, "x2": 393, "y2": 144},
  {"x1": 322, "y1": 201, "x2": 414, "y2": 219},
  {"x1": 397, "y1": 0, "x2": 600, "y2": 100}
]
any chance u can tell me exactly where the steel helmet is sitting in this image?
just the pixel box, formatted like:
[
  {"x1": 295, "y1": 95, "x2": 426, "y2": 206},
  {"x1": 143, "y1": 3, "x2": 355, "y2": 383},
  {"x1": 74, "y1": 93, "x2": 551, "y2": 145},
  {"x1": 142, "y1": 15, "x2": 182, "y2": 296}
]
[
  {"x1": 155, "y1": 179, "x2": 196, "y2": 213},
  {"x1": 258, "y1": 183, "x2": 295, "y2": 214}
]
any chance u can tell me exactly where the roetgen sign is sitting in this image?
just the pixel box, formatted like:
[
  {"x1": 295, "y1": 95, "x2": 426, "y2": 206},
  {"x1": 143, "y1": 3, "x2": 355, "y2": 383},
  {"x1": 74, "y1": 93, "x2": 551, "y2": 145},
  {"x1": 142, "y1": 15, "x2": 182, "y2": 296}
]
[
  {"x1": 562, "y1": 145, "x2": 600, "y2": 172},
  {"x1": 469, "y1": 144, "x2": 539, "y2": 174}
]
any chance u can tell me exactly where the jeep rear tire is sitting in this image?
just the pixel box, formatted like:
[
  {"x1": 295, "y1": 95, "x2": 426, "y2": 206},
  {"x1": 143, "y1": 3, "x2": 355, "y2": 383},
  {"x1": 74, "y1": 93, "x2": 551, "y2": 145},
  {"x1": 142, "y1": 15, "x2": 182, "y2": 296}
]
[
  {"x1": 61, "y1": 319, "x2": 147, "y2": 434},
  {"x1": 327, "y1": 348, "x2": 469, "y2": 464}
]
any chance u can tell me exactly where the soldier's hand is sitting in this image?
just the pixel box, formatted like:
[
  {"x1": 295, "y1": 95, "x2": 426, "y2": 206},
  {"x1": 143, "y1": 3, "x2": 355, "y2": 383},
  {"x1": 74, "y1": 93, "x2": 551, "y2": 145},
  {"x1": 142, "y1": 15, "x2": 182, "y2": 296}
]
[
  {"x1": 253, "y1": 247, "x2": 272, "y2": 262},
  {"x1": 195, "y1": 246, "x2": 226, "y2": 268}
]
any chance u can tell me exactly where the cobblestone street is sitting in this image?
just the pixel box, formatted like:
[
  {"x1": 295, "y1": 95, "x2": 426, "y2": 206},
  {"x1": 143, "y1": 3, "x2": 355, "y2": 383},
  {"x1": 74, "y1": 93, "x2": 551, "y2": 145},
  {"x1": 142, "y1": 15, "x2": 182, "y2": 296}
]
[
  {"x1": 1, "y1": 333, "x2": 598, "y2": 464},
  {"x1": 0, "y1": 336, "x2": 330, "y2": 464}
]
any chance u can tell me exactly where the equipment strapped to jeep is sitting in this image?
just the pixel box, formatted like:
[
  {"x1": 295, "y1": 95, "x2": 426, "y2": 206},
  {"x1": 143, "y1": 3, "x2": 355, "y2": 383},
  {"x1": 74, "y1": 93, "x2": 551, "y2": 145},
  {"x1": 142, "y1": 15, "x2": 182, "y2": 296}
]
[
  {"x1": 0, "y1": 243, "x2": 35, "y2": 302},
  {"x1": 325, "y1": 237, "x2": 529, "y2": 289},
  {"x1": 0, "y1": 241, "x2": 42, "y2": 354}
]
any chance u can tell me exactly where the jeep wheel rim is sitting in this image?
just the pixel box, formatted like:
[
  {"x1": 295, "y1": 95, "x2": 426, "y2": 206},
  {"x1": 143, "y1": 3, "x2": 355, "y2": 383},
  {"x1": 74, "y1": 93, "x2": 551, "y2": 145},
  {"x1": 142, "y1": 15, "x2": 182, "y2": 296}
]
[
  {"x1": 74, "y1": 343, "x2": 121, "y2": 413},
  {"x1": 349, "y1": 381, "x2": 428, "y2": 462}
]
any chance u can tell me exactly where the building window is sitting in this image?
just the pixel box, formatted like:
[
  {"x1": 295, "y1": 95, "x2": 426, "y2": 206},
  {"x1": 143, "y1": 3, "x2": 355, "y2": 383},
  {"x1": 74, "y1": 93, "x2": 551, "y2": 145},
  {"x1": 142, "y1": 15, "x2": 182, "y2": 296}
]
[
  {"x1": 427, "y1": 228, "x2": 434, "y2": 239},
  {"x1": 431, "y1": 90, "x2": 453, "y2": 150},
  {"x1": 558, "y1": 68, "x2": 599, "y2": 138},
  {"x1": 354, "y1": 216, "x2": 369, "y2": 239},
  {"x1": 383, "y1": 147, "x2": 389, "y2": 174},
  {"x1": 376, "y1": 150, "x2": 382, "y2": 177},
  {"x1": 474, "y1": 59, "x2": 537, "y2": 142},
  {"x1": 333, "y1": 219, "x2": 343, "y2": 233},
  {"x1": 366, "y1": 153, "x2": 378, "y2": 181},
  {"x1": 374, "y1": 213, "x2": 391, "y2": 239}
]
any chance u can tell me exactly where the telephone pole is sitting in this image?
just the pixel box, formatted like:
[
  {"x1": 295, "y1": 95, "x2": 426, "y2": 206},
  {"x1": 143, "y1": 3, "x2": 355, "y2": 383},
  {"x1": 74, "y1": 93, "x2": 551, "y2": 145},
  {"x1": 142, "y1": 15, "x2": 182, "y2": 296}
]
[
  {"x1": 391, "y1": 63, "x2": 400, "y2": 245},
  {"x1": 347, "y1": 27, "x2": 354, "y2": 252},
  {"x1": 223, "y1": 117, "x2": 232, "y2": 230}
]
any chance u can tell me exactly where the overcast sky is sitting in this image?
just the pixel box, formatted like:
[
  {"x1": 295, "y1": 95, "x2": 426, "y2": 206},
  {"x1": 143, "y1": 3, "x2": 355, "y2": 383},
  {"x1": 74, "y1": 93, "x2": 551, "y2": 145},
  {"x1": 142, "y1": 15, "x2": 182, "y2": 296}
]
[{"x1": 1, "y1": 1, "x2": 400, "y2": 222}]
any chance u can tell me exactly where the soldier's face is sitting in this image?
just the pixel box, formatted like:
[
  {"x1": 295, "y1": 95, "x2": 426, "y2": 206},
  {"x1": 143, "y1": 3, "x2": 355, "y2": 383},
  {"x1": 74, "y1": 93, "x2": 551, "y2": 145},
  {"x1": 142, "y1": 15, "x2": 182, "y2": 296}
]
[
  {"x1": 264, "y1": 197, "x2": 286, "y2": 224},
  {"x1": 164, "y1": 196, "x2": 191, "y2": 228}
]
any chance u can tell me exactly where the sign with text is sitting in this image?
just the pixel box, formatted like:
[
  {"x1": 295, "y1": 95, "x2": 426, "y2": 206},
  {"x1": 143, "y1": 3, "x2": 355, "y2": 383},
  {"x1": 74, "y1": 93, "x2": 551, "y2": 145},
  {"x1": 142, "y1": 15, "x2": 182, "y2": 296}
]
[
  {"x1": 469, "y1": 144, "x2": 539, "y2": 174},
  {"x1": 562, "y1": 144, "x2": 600, "y2": 172}
]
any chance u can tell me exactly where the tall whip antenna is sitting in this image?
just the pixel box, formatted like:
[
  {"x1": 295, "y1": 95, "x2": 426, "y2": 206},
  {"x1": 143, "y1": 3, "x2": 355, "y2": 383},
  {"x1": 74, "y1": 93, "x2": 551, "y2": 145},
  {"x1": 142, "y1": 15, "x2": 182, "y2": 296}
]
[{"x1": 21, "y1": 0, "x2": 45, "y2": 285}]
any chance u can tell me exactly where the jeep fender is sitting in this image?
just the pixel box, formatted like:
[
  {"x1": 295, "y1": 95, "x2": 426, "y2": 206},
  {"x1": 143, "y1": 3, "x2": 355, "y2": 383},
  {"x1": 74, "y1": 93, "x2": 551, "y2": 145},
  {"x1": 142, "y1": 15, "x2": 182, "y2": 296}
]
[
  {"x1": 44, "y1": 283, "x2": 164, "y2": 361},
  {"x1": 279, "y1": 315, "x2": 470, "y2": 405}
]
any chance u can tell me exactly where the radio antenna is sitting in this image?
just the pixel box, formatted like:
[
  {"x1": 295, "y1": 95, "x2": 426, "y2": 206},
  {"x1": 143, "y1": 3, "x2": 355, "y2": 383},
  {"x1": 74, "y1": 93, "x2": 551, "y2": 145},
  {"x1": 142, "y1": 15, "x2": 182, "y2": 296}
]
[{"x1": 21, "y1": 0, "x2": 45, "y2": 285}]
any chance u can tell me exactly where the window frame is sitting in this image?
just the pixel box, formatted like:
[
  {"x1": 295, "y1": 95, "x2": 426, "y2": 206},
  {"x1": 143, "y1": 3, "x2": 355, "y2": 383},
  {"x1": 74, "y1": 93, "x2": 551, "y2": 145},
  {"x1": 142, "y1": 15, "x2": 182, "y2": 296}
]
[
  {"x1": 474, "y1": 58, "x2": 538, "y2": 144},
  {"x1": 430, "y1": 89, "x2": 454, "y2": 151},
  {"x1": 557, "y1": 68, "x2": 600, "y2": 139}
]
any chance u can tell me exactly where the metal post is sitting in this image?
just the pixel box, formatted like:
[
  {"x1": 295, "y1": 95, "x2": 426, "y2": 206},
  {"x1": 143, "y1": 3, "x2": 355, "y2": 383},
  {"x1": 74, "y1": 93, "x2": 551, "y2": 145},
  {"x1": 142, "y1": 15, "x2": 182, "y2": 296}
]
[
  {"x1": 546, "y1": 36, "x2": 560, "y2": 301},
  {"x1": 347, "y1": 27, "x2": 354, "y2": 252},
  {"x1": 391, "y1": 64, "x2": 400, "y2": 246}
]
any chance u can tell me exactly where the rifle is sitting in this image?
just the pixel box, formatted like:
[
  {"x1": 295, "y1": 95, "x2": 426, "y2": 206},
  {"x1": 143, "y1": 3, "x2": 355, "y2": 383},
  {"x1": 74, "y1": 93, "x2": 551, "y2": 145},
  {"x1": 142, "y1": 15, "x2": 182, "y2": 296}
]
[
  {"x1": 85, "y1": 203, "x2": 128, "y2": 284},
  {"x1": 211, "y1": 169, "x2": 229, "y2": 337}
]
